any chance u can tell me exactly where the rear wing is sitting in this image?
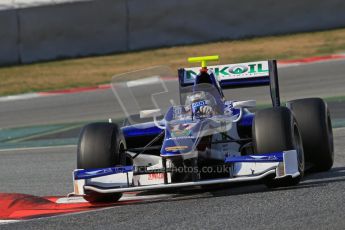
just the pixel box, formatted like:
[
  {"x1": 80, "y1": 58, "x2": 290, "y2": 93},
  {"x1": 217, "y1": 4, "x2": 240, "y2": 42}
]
[{"x1": 178, "y1": 60, "x2": 280, "y2": 107}]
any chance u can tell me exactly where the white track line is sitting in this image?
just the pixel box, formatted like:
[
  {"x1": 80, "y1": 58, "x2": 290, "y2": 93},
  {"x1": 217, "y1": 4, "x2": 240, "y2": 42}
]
[
  {"x1": 0, "y1": 145, "x2": 76, "y2": 153},
  {"x1": 0, "y1": 220, "x2": 20, "y2": 225},
  {"x1": 0, "y1": 93, "x2": 40, "y2": 102},
  {"x1": 126, "y1": 76, "x2": 161, "y2": 87}
]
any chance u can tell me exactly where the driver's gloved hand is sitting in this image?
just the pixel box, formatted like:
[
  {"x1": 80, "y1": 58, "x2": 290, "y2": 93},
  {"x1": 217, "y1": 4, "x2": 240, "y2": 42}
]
[{"x1": 199, "y1": 106, "x2": 213, "y2": 115}]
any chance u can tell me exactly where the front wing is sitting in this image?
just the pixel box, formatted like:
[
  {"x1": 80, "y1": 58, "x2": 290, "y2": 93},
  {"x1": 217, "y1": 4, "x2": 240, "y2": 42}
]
[{"x1": 71, "y1": 150, "x2": 299, "y2": 195}]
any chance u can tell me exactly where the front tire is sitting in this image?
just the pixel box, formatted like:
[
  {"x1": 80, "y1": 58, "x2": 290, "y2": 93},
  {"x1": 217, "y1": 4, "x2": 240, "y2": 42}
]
[
  {"x1": 77, "y1": 122, "x2": 126, "y2": 203},
  {"x1": 253, "y1": 107, "x2": 304, "y2": 187}
]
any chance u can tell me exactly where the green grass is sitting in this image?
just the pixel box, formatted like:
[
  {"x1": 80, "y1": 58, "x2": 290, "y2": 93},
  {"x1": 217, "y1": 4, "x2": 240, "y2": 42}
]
[{"x1": 1, "y1": 28, "x2": 345, "y2": 96}]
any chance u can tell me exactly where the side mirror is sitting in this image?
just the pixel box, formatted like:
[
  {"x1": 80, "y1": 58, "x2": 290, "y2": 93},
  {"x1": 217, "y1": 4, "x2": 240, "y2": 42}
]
[
  {"x1": 140, "y1": 109, "x2": 162, "y2": 119},
  {"x1": 139, "y1": 109, "x2": 165, "y2": 129},
  {"x1": 233, "y1": 100, "x2": 256, "y2": 109}
]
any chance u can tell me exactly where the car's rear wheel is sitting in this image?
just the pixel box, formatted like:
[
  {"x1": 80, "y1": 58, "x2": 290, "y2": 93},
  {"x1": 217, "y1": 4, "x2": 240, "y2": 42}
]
[
  {"x1": 286, "y1": 98, "x2": 334, "y2": 171},
  {"x1": 77, "y1": 122, "x2": 126, "y2": 203},
  {"x1": 253, "y1": 107, "x2": 304, "y2": 187}
]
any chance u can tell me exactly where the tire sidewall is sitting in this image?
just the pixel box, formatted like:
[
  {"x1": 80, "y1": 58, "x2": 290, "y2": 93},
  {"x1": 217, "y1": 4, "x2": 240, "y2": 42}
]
[
  {"x1": 253, "y1": 107, "x2": 305, "y2": 186},
  {"x1": 77, "y1": 122, "x2": 126, "y2": 169}
]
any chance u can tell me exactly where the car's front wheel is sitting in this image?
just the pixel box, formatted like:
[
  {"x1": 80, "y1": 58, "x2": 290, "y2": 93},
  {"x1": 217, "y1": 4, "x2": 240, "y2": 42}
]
[
  {"x1": 253, "y1": 107, "x2": 304, "y2": 187},
  {"x1": 77, "y1": 122, "x2": 126, "y2": 203}
]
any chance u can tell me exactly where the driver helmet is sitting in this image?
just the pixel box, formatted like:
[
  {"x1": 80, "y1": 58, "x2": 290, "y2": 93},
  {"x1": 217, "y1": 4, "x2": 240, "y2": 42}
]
[{"x1": 186, "y1": 91, "x2": 213, "y2": 118}]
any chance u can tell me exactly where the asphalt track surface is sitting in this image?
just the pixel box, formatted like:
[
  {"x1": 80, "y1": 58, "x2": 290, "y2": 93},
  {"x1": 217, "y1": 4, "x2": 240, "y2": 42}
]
[
  {"x1": 0, "y1": 128, "x2": 344, "y2": 229},
  {"x1": 1, "y1": 59, "x2": 345, "y2": 129},
  {"x1": 1, "y1": 60, "x2": 345, "y2": 229}
]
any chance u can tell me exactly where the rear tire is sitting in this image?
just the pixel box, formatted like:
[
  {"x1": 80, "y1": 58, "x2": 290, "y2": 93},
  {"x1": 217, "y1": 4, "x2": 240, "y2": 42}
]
[
  {"x1": 286, "y1": 98, "x2": 334, "y2": 171},
  {"x1": 253, "y1": 107, "x2": 304, "y2": 187},
  {"x1": 77, "y1": 122, "x2": 126, "y2": 203}
]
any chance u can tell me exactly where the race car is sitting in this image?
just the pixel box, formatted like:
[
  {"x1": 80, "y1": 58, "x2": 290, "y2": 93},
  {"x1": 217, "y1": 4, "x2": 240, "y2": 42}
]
[{"x1": 71, "y1": 56, "x2": 334, "y2": 202}]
